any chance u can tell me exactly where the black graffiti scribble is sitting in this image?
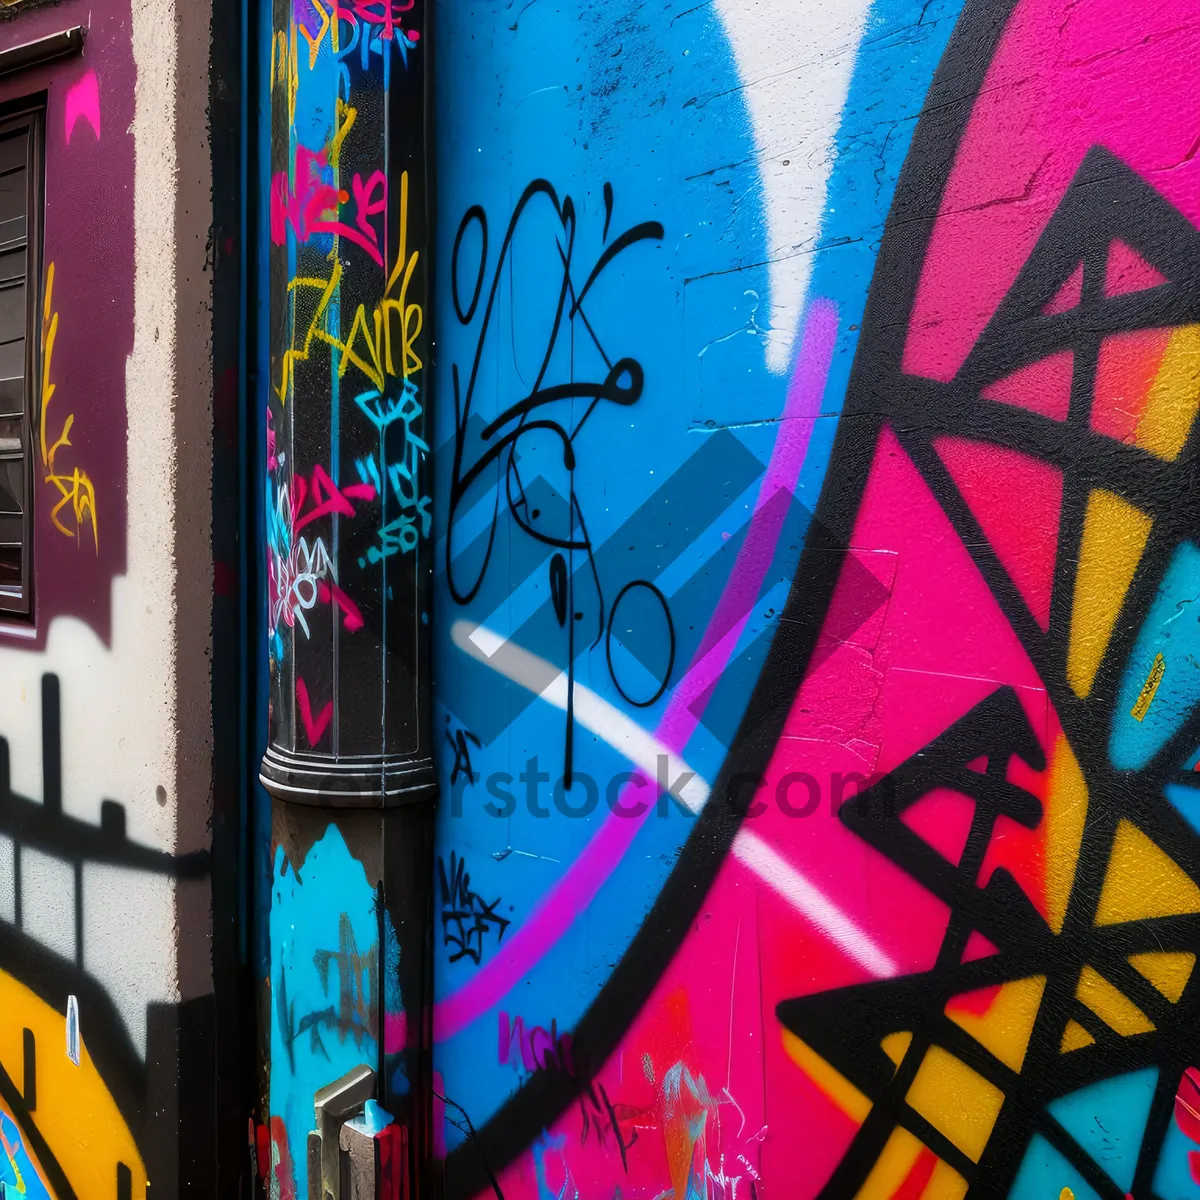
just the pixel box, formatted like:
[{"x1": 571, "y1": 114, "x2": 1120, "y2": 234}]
[
  {"x1": 434, "y1": 1087, "x2": 507, "y2": 1200},
  {"x1": 605, "y1": 580, "x2": 675, "y2": 709},
  {"x1": 435, "y1": 432, "x2": 895, "y2": 754},
  {"x1": 309, "y1": 911, "x2": 378, "y2": 1045},
  {"x1": 447, "y1": 723, "x2": 481, "y2": 787},
  {"x1": 578, "y1": 1080, "x2": 644, "y2": 1173},
  {"x1": 277, "y1": 911, "x2": 379, "y2": 1072},
  {"x1": 438, "y1": 851, "x2": 511, "y2": 965},
  {"x1": 446, "y1": 181, "x2": 667, "y2": 785}
]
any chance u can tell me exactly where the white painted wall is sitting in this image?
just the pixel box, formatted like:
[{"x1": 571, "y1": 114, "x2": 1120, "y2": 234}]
[
  {"x1": 714, "y1": 0, "x2": 872, "y2": 374},
  {"x1": 0, "y1": 0, "x2": 195, "y2": 1060}
]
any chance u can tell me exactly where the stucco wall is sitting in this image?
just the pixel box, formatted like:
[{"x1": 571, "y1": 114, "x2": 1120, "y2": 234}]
[{"x1": 0, "y1": 1, "x2": 215, "y2": 1195}]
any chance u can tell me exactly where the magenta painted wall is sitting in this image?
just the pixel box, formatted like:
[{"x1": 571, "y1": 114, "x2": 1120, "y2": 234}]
[{"x1": 0, "y1": 0, "x2": 134, "y2": 647}]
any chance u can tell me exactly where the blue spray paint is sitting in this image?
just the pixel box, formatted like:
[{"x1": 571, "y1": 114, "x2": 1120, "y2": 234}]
[
  {"x1": 269, "y1": 826, "x2": 380, "y2": 1198},
  {"x1": 430, "y1": 0, "x2": 965, "y2": 1147}
]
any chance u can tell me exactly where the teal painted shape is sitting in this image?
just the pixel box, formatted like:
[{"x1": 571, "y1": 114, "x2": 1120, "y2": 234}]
[
  {"x1": 1010, "y1": 1134, "x2": 1102, "y2": 1200},
  {"x1": 1166, "y1": 782, "x2": 1200, "y2": 833},
  {"x1": 345, "y1": 1098, "x2": 394, "y2": 1137},
  {"x1": 0, "y1": 1110, "x2": 52, "y2": 1199},
  {"x1": 1047, "y1": 1068, "x2": 1159, "y2": 1192},
  {"x1": 1153, "y1": 1116, "x2": 1199, "y2": 1200},
  {"x1": 270, "y1": 825, "x2": 381, "y2": 1200},
  {"x1": 1111, "y1": 543, "x2": 1200, "y2": 771}
]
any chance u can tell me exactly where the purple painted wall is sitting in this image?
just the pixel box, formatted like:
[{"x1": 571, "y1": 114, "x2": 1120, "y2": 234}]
[{"x1": 0, "y1": 0, "x2": 133, "y2": 647}]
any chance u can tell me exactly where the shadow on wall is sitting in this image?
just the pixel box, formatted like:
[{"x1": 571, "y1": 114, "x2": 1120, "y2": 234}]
[{"x1": 0, "y1": 674, "x2": 210, "y2": 1198}]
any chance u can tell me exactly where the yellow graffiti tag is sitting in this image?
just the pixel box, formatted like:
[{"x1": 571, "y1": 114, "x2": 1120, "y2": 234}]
[
  {"x1": 275, "y1": 258, "x2": 342, "y2": 405},
  {"x1": 295, "y1": 0, "x2": 342, "y2": 64},
  {"x1": 336, "y1": 301, "x2": 387, "y2": 391},
  {"x1": 299, "y1": 0, "x2": 332, "y2": 68},
  {"x1": 277, "y1": 173, "x2": 424, "y2": 400},
  {"x1": 1131, "y1": 652, "x2": 1166, "y2": 722},
  {"x1": 326, "y1": 170, "x2": 424, "y2": 386},
  {"x1": 386, "y1": 169, "x2": 424, "y2": 382},
  {"x1": 271, "y1": 24, "x2": 299, "y2": 127},
  {"x1": 39, "y1": 263, "x2": 98, "y2": 550},
  {"x1": 328, "y1": 98, "x2": 357, "y2": 171}
]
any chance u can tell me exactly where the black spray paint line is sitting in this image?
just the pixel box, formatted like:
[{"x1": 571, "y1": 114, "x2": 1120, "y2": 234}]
[{"x1": 445, "y1": 180, "x2": 664, "y2": 785}]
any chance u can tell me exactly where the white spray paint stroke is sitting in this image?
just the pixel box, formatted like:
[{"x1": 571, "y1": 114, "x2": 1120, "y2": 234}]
[
  {"x1": 66, "y1": 994, "x2": 80, "y2": 1065},
  {"x1": 713, "y1": 0, "x2": 872, "y2": 373},
  {"x1": 456, "y1": 620, "x2": 710, "y2": 812},
  {"x1": 732, "y1": 831, "x2": 897, "y2": 976},
  {"x1": 0, "y1": 835, "x2": 13, "y2": 923},
  {"x1": 454, "y1": 620, "x2": 897, "y2": 978}
]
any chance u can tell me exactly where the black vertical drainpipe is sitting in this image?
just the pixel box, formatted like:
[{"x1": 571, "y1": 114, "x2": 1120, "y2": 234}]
[{"x1": 257, "y1": 0, "x2": 438, "y2": 1191}]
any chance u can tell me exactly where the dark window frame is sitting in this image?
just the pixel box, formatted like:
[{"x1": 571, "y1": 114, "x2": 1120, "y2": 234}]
[{"x1": 0, "y1": 100, "x2": 42, "y2": 619}]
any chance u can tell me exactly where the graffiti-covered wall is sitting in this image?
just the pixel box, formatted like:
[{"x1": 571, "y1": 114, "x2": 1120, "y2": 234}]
[
  {"x1": 260, "y1": 0, "x2": 435, "y2": 1196},
  {"x1": 430, "y1": 2, "x2": 1200, "y2": 1198},
  {"x1": 0, "y1": 0, "x2": 221, "y2": 1195}
]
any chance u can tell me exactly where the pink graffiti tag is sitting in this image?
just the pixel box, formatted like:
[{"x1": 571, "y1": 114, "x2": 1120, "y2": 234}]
[
  {"x1": 317, "y1": 580, "x2": 364, "y2": 632},
  {"x1": 296, "y1": 678, "x2": 333, "y2": 747},
  {"x1": 498, "y1": 1012, "x2": 575, "y2": 1076},
  {"x1": 313, "y1": 0, "x2": 417, "y2": 39},
  {"x1": 291, "y1": 463, "x2": 376, "y2": 534},
  {"x1": 64, "y1": 70, "x2": 100, "y2": 145},
  {"x1": 270, "y1": 146, "x2": 387, "y2": 266}
]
